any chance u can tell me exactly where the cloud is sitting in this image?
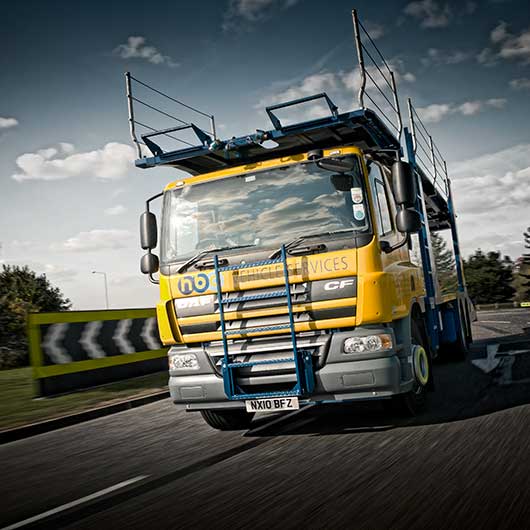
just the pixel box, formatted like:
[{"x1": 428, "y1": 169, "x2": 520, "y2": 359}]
[
  {"x1": 222, "y1": 0, "x2": 300, "y2": 32},
  {"x1": 0, "y1": 259, "x2": 77, "y2": 282},
  {"x1": 403, "y1": 0, "x2": 477, "y2": 29},
  {"x1": 403, "y1": 0, "x2": 451, "y2": 28},
  {"x1": 416, "y1": 98, "x2": 506, "y2": 123},
  {"x1": 476, "y1": 47, "x2": 498, "y2": 66},
  {"x1": 491, "y1": 21, "x2": 509, "y2": 43},
  {"x1": 104, "y1": 204, "x2": 127, "y2": 216},
  {"x1": 41, "y1": 264, "x2": 78, "y2": 282},
  {"x1": 421, "y1": 48, "x2": 473, "y2": 67},
  {"x1": 255, "y1": 63, "x2": 416, "y2": 121},
  {"x1": 364, "y1": 21, "x2": 385, "y2": 40},
  {"x1": 417, "y1": 103, "x2": 453, "y2": 123},
  {"x1": 57, "y1": 229, "x2": 135, "y2": 252},
  {"x1": 113, "y1": 36, "x2": 179, "y2": 67},
  {"x1": 450, "y1": 143, "x2": 530, "y2": 258},
  {"x1": 510, "y1": 78, "x2": 530, "y2": 90},
  {"x1": 256, "y1": 71, "x2": 340, "y2": 109},
  {"x1": 478, "y1": 22, "x2": 530, "y2": 65},
  {"x1": 10, "y1": 239, "x2": 35, "y2": 250},
  {"x1": 12, "y1": 142, "x2": 135, "y2": 182},
  {"x1": 0, "y1": 117, "x2": 18, "y2": 129}
]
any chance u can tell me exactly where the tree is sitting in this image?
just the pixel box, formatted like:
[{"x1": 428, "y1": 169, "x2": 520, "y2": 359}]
[
  {"x1": 463, "y1": 250, "x2": 515, "y2": 304},
  {"x1": 431, "y1": 231, "x2": 458, "y2": 295},
  {"x1": 0, "y1": 265, "x2": 71, "y2": 368},
  {"x1": 513, "y1": 265, "x2": 530, "y2": 302}
]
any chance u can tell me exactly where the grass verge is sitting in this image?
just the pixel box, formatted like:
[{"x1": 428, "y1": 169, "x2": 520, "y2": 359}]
[{"x1": 0, "y1": 367, "x2": 168, "y2": 430}]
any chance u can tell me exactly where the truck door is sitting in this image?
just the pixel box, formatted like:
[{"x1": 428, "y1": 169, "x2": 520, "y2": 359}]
[{"x1": 368, "y1": 161, "x2": 411, "y2": 318}]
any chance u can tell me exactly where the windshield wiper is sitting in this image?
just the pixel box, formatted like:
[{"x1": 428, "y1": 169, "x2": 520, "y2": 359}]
[
  {"x1": 177, "y1": 244, "x2": 256, "y2": 274},
  {"x1": 268, "y1": 228, "x2": 356, "y2": 259}
]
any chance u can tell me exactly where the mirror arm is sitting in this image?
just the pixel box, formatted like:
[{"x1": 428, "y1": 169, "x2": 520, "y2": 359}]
[
  {"x1": 146, "y1": 191, "x2": 163, "y2": 212},
  {"x1": 380, "y1": 234, "x2": 409, "y2": 254},
  {"x1": 148, "y1": 272, "x2": 159, "y2": 285}
]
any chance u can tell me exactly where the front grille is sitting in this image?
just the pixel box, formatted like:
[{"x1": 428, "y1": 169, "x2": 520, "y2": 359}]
[
  {"x1": 204, "y1": 331, "x2": 331, "y2": 385},
  {"x1": 177, "y1": 281, "x2": 356, "y2": 336},
  {"x1": 222, "y1": 283, "x2": 309, "y2": 310}
]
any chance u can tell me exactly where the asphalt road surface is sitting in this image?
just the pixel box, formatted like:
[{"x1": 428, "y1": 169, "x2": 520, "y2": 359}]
[{"x1": 2, "y1": 309, "x2": 530, "y2": 530}]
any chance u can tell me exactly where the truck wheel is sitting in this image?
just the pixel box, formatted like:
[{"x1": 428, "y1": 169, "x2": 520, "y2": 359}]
[
  {"x1": 200, "y1": 409, "x2": 254, "y2": 431},
  {"x1": 445, "y1": 304, "x2": 470, "y2": 361},
  {"x1": 442, "y1": 302, "x2": 470, "y2": 361},
  {"x1": 391, "y1": 318, "x2": 431, "y2": 416},
  {"x1": 454, "y1": 302, "x2": 471, "y2": 359}
]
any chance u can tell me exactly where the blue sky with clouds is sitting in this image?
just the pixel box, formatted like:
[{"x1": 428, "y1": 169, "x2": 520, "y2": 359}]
[{"x1": 1, "y1": 0, "x2": 529, "y2": 309}]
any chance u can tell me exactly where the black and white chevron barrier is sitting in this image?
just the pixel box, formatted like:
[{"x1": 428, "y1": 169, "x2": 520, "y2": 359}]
[{"x1": 28, "y1": 309, "x2": 168, "y2": 397}]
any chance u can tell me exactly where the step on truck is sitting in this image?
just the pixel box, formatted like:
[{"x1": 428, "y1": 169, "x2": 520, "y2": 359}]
[{"x1": 127, "y1": 9, "x2": 473, "y2": 430}]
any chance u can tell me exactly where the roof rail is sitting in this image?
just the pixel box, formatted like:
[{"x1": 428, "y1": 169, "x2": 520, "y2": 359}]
[
  {"x1": 406, "y1": 98, "x2": 449, "y2": 200},
  {"x1": 126, "y1": 10, "x2": 406, "y2": 174},
  {"x1": 352, "y1": 9, "x2": 403, "y2": 141},
  {"x1": 125, "y1": 72, "x2": 216, "y2": 159}
]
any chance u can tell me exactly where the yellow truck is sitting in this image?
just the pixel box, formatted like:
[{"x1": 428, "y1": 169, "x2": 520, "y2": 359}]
[{"x1": 127, "y1": 10, "x2": 472, "y2": 429}]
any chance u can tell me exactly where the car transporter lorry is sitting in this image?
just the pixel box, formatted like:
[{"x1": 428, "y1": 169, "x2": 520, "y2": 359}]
[{"x1": 126, "y1": 9, "x2": 473, "y2": 430}]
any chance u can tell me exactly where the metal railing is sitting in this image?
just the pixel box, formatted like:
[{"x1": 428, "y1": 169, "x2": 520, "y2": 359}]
[
  {"x1": 407, "y1": 98, "x2": 449, "y2": 200},
  {"x1": 125, "y1": 72, "x2": 216, "y2": 159},
  {"x1": 352, "y1": 9, "x2": 403, "y2": 140}
]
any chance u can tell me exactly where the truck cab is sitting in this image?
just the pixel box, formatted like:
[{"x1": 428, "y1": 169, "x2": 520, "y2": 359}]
[{"x1": 149, "y1": 144, "x2": 432, "y2": 429}]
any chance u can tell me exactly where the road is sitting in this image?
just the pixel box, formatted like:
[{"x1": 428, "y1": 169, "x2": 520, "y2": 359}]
[{"x1": 2, "y1": 309, "x2": 530, "y2": 530}]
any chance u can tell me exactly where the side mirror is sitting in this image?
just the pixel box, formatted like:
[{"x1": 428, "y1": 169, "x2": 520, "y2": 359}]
[
  {"x1": 140, "y1": 253, "x2": 159, "y2": 274},
  {"x1": 396, "y1": 208, "x2": 421, "y2": 234},
  {"x1": 392, "y1": 161, "x2": 416, "y2": 207},
  {"x1": 140, "y1": 211, "x2": 157, "y2": 250}
]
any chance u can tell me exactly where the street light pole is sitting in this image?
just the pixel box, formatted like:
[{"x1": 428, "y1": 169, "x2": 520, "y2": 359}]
[{"x1": 92, "y1": 270, "x2": 109, "y2": 309}]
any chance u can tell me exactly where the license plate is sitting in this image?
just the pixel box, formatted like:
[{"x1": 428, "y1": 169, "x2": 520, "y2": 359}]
[{"x1": 245, "y1": 396, "x2": 299, "y2": 412}]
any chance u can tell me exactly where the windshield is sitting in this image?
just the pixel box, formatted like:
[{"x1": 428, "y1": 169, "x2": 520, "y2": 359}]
[{"x1": 161, "y1": 158, "x2": 370, "y2": 263}]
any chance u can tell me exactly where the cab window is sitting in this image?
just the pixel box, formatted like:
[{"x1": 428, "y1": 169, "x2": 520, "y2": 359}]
[{"x1": 368, "y1": 163, "x2": 393, "y2": 236}]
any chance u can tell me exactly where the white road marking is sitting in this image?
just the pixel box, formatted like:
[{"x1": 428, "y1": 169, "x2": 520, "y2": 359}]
[
  {"x1": 113, "y1": 319, "x2": 134, "y2": 354},
  {"x1": 473, "y1": 341, "x2": 530, "y2": 384},
  {"x1": 79, "y1": 321, "x2": 105, "y2": 359},
  {"x1": 245, "y1": 403, "x2": 316, "y2": 435},
  {"x1": 472, "y1": 343, "x2": 501, "y2": 373},
  {"x1": 2, "y1": 475, "x2": 148, "y2": 530},
  {"x1": 479, "y1": 321, "x2": 511, "y2": 324},
  {"x1": 478, "y1": 310, "x2": 529, "y2": 315},
  {"x1": 141, "y1": 317, "x2": 162, "y2": 350},
  {"x1": 41, "y1": 323, "x2": 71, "y2": 364}
]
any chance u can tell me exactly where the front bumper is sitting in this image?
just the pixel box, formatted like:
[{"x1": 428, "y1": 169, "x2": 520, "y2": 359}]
[
  {"x1": 169, "y1": 327, "x2": 413, "y2": 410},
  {"x1": 170, "y1": 356, "x2": 405, "y2": 410}
]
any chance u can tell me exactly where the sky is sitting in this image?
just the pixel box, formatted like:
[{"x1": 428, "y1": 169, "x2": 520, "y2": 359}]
[{"x1": 1, "y1": 0, "x2": 529, "y2": 310}]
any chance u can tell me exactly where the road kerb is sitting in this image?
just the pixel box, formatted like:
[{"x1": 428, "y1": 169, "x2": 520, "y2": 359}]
[{"x1": 0, "y1": 390, "x2": 170, "y2": 445}]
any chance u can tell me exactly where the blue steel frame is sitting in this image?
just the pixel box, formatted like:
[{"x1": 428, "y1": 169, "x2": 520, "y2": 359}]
[
  {"x1": 447, "y1": 181, "x2": 466, "y2": 293},
  {"x1": 404, "y1": 127, "x2": 441, "y2": 352},
  {"x1": 213, "y1": 245, "x2": 314, "y2": 400}
]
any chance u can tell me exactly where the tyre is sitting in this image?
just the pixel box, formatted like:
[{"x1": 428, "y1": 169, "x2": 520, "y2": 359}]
[
  {"x1": 453, "y1": 302, "x2": 470, "y2": 359},
  {"x1": 200, "y1": 409, "x2": 254, "y2": 431},
  {"x1": 391, "y1": 317, "x2": 432, "y2": 416},
  {"x1": 441, "y1": 302, "x2": 470, "y2": 361}
]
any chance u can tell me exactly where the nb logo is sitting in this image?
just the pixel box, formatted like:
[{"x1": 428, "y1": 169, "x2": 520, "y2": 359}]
[{"x1": 178, "y1": 273, "x2": 210, "y2": 295}]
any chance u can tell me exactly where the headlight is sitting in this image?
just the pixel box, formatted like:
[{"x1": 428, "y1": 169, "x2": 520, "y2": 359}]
[
  {"x1": 343, "y1": 334, "x2": 393, "y2": 353},
  {"x1": 169, "y1": 352, "x2": 200, "y2": 370}
]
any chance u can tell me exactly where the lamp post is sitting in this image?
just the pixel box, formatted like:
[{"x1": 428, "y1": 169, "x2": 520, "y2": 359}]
[{"x1": 92, "y1": 270, "x2": 109, "y2": 309}]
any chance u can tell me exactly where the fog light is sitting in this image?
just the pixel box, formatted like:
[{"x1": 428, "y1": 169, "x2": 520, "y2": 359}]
[
  {"x1": 169, "y1": 353, "x2": 199, "y2": 370},
  {"x1": 343, "y1": 334, "x2": 393, "y2": 353}
]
